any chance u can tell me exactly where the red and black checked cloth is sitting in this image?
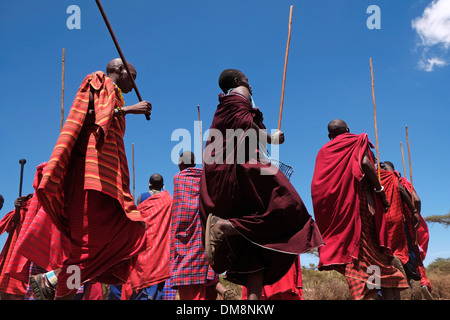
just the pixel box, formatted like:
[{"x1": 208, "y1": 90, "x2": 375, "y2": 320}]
[
  {"x1": 344, "y1": 184, "x2": 409, "y2": 300},
  {"x1": 170, "y1": 167, "x2": 218, "y2": 288}
]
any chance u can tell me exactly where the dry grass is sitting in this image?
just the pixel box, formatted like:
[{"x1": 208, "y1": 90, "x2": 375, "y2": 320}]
[
  {"x1": 220, "y1": 265, "x2": 450, "y2": 300},
  {"x1": 428, "y1": 272, "x2": 450, "y2": 300},
  {"x1": 301, "y1": 268, "x2": 352, "y2": 300}
]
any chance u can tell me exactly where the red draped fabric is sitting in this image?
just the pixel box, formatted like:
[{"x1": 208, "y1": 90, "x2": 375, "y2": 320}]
[
  {"x1": 311, "y1": 133, "x2": 388, "y2": 269},
  {"x1": 380, "y1": 170, "x2": 409, "y2": 264},
  {"x1": 199, "y1": 93, "x2": 323, "y2": 286}
]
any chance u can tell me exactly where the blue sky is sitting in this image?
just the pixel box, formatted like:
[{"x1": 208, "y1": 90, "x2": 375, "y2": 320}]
[{"x1": 0, "y1": 0, "x2": 449, "y2": 269}]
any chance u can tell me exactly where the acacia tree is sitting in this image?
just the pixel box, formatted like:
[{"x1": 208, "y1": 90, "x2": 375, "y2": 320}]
[{"x1": 425, "y1": 212, "x2": 450, "y2": 227}]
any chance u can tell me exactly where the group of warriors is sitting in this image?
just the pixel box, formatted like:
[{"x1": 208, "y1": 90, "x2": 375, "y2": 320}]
[{"x1": 0, "y1": 60, "x2": 432, "y2": 300}]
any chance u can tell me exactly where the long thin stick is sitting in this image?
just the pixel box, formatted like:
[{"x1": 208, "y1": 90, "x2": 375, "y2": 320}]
[
  {"x1": 61, "y1": 48, "x2": 65, "y2": 133},
  {"x1": 370, "y1": 58, "x2": 381, "y2": 182},
  {"x1": 197, "y1": 105, "x2": 204, "y2": 167},
  {"x1": 95, "y1": 0, "x2": 150, "y2": 121},
  {"x1": 400, "y1": 142, "x2": 407, "y2": 179},
  {"x1": 405, "y1": 126, "x2": 414, "y2": 206},
  {"x1": 132, "y1": 142, "x2": 135, "y2": 200},
  {"x1": 278, "y1": 5, "x2": 294, "y2": 131}
]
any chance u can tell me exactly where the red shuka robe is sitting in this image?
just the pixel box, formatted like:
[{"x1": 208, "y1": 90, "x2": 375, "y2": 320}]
[
  {"x1": 127, "y1": 190, "x2": 173, "y2": 293},
  {"x1": 380, "y1": 170, "x2": 410, "y2": 264},
  {"x1": 311, "y1": 132, "x2": 388, "y2": 269},
  {"x1": 199, "y1": 93, "x2": 323, "y2": 286},
  {"x1": 37, "y1": 72, "x2": 146, "y2": 297}
]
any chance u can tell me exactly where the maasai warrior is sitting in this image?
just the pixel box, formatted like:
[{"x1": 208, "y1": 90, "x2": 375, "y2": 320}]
[
  {"x1": 0, "y1": 194, "x2": 4, "y2": 211},
  {"x1": 35, "y1": 58, "x2": 152, "y2": 299},
  {"x1": 171, "y1": 151, "x2": 236, "y2": 300},
  {"x1": 0, "y1": 194, "x2": 33, "y2": 300},
  {"x1": 121, "y1": 173, "x2": 173, "y2": 300},
  {"x1": 379, "y1": 162, "x2": 419, "y2": 271},
  {"x1": 399, "y1": 175, "x2": 433, "y2": 299},
  {"x1": 382, "y1": 162, "x2": 433, "y2": 299},
  {"x1": 311, "y1": 119, "x2": 409, "y2": 300},
  {"x1": 6, "y1": 163, "x2": 102, "y2": 300},
  {"x1": 199, "y1": 69, "x2": 323, "y2": 300}
]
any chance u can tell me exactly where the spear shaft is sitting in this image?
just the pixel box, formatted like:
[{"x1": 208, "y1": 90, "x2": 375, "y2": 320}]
[
  {"x1": 278, "y1": 5, "x2": 293, "y2": 131},
  {"x1": 94, "y1": 0, "x2": 150, "y2": 121}
]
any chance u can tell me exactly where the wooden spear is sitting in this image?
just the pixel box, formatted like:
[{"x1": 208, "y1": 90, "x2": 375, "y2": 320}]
[
  {"x1": 405, "y1": 126, "x2": 415, "y2": 206},
  {"x1": 95, "y1": 0, "x2": 150, "y2": 121},
  {"x1": 400, "y1": 141, "x2": 407, "y2": 179},
  {"x1": 370, "y1": 58, "x2": 381, "y2": 182},
  {"x1": 278, "y1": 5, "x2": 294, "y2": 131},
  {"x1": 197, "y1": 105, "x2": 204, "y2": 167},
  {"x1": 61, "y1": 48, "x2": 65, "y2": 132},
  {"x1": 405, "y1": 126, "x2": 419, "y2": 244}
]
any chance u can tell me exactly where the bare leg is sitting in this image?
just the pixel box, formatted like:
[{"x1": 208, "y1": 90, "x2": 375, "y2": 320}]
[
  {"x1": 215, "y1": 281, "x2": 227, "y2": 297},
  {"x1": 246, "y1": 270, "x2": 264, "y2": 300}
]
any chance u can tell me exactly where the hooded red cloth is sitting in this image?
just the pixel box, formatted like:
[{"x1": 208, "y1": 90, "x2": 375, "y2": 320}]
[
  {"x1": 380, "y1": 170, "x2": 409, "y2": 265},
  {"x1": 199, "y1": 93, "x2": 323, "y2": 286},
  {"x1": 311, "y1": 133, "x2": 388, "y2": 270}
]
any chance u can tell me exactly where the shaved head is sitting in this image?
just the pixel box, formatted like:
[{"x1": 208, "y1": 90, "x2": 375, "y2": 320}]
[
  {"x1": 178, "y1": 151, "x2": 196, "y2": 171},
  {"x1": 149, "y1": 173, "x2": 164, "y2": 191},
  {"x1": 106, "y1": 58, "x2": 137, "y2": 93},
  {"x1": 106, "y1": 58, "x2": 135, "y2": 75},
  {"x1": 327, "y1": 119, "x2": 349, "y2": 140}
]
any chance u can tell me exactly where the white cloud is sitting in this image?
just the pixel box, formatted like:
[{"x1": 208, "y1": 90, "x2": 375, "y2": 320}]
[
  {"x1": 412, "y1": 0, "x2": 450, "y2": 71},
  {"x1": 419, "y1": 57, "x2": 447, "y2": 72}
]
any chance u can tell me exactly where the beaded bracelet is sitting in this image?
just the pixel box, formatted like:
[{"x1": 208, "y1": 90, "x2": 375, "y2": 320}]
[{"x1": 116, "y1": 105, "x2": 124, "y2": 116}]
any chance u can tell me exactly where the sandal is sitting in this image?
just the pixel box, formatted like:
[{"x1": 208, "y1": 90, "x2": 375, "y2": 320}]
[
  {"x1": 223, "y1": 288, "x2": 238, "y2": 300},
  {"x1": 29, "y1": 273, "x2": 55, "y2": 300},
  {"x1": 205, "y1": 214, "x2": 223, "y2": 267}
]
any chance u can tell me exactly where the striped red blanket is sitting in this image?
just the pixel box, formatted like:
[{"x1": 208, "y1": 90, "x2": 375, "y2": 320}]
[
  {"x1": 37, "y1": 71, "x2": 139, "y2": 236},
  {"x1": 36, "y1": 71, "x2": 147, "y2": 298}
]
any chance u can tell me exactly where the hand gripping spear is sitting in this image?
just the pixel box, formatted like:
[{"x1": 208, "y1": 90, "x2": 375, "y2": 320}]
[{"x1": 95, "y1": 0, "x2": 150, "y2": 121}]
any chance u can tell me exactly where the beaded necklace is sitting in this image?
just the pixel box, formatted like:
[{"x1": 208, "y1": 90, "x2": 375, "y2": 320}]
[{"x1": 113, "y1": 83, "x2": 125, "y2": 107}]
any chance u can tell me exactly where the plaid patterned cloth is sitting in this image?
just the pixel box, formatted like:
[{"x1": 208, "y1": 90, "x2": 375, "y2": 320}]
[
  {"x1": 380, "y1": 170, "x2": 409, "y2": 265},
  {"x1": 344, "y1": 183, "x2": 409, "y2": 300},
  {"x1": 170, "y1": 167, "x2": 218, "y2": 288}
]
